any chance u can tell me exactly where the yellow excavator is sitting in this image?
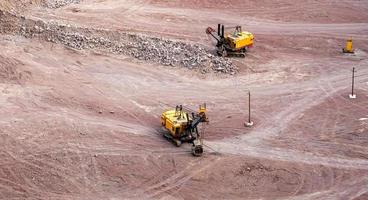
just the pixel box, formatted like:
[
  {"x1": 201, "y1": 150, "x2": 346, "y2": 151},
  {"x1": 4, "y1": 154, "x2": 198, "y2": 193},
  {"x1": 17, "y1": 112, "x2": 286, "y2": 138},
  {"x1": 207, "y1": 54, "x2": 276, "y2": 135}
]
[
  {"x1": 206, "y1": 24, "x2": 254, "y2": 57},
  {"x1": 161, "y1": 104, "x2": 208, "y2": 156}
]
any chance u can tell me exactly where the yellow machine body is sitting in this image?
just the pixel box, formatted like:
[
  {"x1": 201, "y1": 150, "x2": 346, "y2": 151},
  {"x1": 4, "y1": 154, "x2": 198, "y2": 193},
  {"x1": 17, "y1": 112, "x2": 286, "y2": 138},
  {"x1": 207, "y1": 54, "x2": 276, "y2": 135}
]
[
  {"x1": 343, "y1": 38, "x2": 354, "y2": 53},
  {"x1": 225, "y1": 31, "x2": 254, "y2": 49},
  {"x1": 161, "y1": 110, "x2": 190, "y2": 137}
]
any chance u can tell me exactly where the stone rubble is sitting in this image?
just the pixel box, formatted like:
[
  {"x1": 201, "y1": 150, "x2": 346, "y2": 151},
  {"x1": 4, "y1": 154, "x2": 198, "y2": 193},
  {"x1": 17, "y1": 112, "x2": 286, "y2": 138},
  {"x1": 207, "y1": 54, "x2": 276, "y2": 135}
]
[
  {"x1": 42, "y1": 0, "x2": 81, "y2": 8},
  {"x1": 2, "y1": 11, "x2": 238, "y2": 75}
]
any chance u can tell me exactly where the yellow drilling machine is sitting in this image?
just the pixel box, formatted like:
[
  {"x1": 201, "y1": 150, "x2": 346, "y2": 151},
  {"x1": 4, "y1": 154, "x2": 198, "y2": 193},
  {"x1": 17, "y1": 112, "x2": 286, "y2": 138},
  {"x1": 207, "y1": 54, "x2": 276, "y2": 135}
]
[
  {"x1": 206, "y1": 24, "x2": 254, "y2": 57},
  {"x1": 161, "y1": 104, "x2": 208, "y2": 156}
]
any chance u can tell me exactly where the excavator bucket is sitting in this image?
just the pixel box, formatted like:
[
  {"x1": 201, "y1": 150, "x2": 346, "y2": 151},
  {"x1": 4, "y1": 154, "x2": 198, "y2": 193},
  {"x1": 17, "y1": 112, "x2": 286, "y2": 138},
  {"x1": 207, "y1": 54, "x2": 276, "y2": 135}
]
[
  {"x1": 191, "y1": 139, "x2": 203, "y2": 156},
  {"x1": 191, "y1": 145, "x2": 203, "y2": 156},
  {"x1": 206, "y1": 27, "x2": 215, "y2": 35}
]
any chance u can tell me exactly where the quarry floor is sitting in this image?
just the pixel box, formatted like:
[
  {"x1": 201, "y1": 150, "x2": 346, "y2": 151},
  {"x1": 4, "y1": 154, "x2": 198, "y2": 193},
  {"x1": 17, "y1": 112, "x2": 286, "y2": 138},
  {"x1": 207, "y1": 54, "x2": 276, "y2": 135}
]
[{"x1": 1, "y1": 0, "x2": 368, "y2": 199}]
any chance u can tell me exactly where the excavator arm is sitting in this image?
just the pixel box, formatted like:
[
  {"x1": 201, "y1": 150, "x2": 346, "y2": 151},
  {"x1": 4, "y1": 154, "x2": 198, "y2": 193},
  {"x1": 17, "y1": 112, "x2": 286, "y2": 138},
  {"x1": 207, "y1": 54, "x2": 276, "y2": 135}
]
[
  {"x1": 190, "y1": 113, "x2": 206, "y2": 130},
  {"x1": 187, "y1": 110, "x2": 207, "y2": 156},
  {"x1": 206, "y1": 27, "x2": 221, "y2": 42},
  {"x1": 206, "y1": 24, "x2": 225, "y2": 46}
]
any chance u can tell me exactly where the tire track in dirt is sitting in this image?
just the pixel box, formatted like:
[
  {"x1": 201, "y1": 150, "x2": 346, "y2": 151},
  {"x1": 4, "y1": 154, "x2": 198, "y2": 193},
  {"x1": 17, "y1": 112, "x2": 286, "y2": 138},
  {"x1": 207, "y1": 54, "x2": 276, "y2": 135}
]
[
  {"x1": 143, "y1": 156, "x2": 221, "y2": 198},
  {"x1": 75, "y1": 148, "x2": 94, "y2": 194},
  {"x1": 208, "y1": 140, "x2": 368, "y2": 170},
  {"x1": 289, "y1": 175, "x2": 368, "y2": 200},
  {"x1": 207, "y1": 68, "x2": 368, "y2": 170},
  {"x1": 2, "y1": 151, "x2": 85, "y2": 195}
]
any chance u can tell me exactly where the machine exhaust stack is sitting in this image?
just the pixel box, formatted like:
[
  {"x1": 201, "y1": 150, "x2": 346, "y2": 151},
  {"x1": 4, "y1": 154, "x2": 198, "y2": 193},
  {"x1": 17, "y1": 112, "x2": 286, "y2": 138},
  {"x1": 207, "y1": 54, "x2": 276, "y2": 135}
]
[
  {"x1": 218, "y1": 24, "x2": 221, "y2": 36},
  {"x1": 221, "y1": 25, "x2": 225, "y2": 38}
]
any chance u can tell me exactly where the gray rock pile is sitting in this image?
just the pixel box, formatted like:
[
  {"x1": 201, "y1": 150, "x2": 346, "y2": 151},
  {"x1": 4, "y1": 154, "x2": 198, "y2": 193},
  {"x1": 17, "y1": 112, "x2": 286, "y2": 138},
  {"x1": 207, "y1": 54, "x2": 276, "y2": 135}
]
[
  {"x1": 3, "y1": 11, "x2": 238, "y2": 75},
  {"x1": 42, "y1": 0, "x2": 81, "y2": 8}
]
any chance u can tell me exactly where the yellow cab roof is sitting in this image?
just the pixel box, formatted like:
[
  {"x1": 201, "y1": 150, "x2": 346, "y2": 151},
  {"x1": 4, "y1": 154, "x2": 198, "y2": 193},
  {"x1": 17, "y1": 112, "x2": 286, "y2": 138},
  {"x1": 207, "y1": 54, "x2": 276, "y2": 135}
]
[
  {"x1": 162, "y1": 110, "x2": 190, "y2": 124},
  {"x1": 227, "y1": 31, "x2": 254, "y2": 41}
]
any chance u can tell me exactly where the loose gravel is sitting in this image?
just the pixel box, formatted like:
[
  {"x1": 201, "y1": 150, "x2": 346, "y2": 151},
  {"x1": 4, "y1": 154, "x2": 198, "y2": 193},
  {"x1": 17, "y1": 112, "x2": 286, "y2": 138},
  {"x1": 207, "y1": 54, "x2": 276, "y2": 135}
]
[
  {"x1": 42, "y1": 0, "x2": 81, "y2": 8},
  {"x1": 1, "y1": 11, "x2": 238, "y2": 75}
]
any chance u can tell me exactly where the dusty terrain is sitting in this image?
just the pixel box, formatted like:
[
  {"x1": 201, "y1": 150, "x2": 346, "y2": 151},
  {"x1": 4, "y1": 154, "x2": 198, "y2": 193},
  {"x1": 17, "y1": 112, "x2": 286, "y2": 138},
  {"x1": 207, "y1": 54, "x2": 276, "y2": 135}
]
[{"x1": 0, "y1": 0, "x2": 368, "y2": 199}]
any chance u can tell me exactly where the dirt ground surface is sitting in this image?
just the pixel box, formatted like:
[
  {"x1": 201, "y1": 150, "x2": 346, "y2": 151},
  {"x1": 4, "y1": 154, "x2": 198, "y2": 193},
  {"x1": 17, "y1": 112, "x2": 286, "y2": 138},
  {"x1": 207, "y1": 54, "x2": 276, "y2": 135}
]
[{"x1": 1, "y1": 0, "x2": 368, "y2": 199}]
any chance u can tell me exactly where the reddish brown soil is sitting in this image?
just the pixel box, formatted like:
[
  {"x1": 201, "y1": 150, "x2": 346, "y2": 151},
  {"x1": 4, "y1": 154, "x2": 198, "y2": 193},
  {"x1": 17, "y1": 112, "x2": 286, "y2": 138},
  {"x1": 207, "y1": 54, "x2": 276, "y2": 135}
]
[
  {"x1": 1, "y1": 0, "x2": 368, "y2": 199},
  {"x1": 271, "y1": 89, "x2": 368, "y2": 160},
  {"x1": 150, "y1": 0, "x2": 368, "y2": 23}
]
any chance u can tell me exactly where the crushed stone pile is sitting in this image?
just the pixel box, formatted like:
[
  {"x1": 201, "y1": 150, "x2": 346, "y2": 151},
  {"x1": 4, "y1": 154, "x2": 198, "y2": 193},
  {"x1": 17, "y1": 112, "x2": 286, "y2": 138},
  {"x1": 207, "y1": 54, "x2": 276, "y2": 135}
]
[
  {"x1": 1, "y1": 11, "x2": 238, "y2": 75},
  {"x1": 42, "y1": 0, "x2": 81, "y2": 8},
  {"x1": 0, "y1": 0, "x2": 80, "y2": 11}
]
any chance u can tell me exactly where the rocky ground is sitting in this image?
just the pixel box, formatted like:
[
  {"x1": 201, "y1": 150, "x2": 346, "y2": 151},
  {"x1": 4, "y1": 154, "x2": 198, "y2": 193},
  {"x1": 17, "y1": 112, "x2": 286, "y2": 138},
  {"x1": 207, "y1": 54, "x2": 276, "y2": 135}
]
[
  {"x1": 0, "y1": 10, "x2": 237, "y2": 75},
  {"x1": 42, "y1": 0, "x2": 81, "y2": 8},
  {"x1": 0, "y1": 0, "x2": 368, "y2": 199}
]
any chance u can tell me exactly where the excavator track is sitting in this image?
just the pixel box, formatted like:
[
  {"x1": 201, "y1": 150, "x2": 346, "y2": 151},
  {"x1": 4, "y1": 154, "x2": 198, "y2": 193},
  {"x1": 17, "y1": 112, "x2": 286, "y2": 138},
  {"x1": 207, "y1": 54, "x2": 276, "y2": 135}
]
[{"x1": 163, "y1": 132, "x2": 182, "y2": 147}]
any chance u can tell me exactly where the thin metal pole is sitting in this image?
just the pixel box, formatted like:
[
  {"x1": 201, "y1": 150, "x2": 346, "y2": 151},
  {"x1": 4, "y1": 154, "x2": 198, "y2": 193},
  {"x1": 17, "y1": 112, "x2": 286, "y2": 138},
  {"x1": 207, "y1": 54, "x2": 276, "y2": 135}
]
[
  {"x1": 352, "y1": 67, "x2": 355, "y2": 96},
  {"x1": 248, "y1": 91, "x2": 251, "y2": 124}
]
